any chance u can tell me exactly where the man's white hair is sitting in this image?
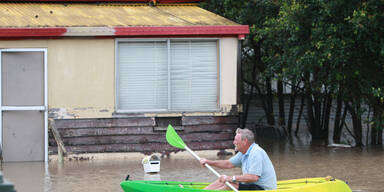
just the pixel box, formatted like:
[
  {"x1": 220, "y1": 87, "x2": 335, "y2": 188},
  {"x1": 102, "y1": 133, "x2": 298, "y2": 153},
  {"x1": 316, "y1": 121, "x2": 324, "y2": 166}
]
[{"x1": 236, "y1": 128, "x2": 255, "y2": 144}]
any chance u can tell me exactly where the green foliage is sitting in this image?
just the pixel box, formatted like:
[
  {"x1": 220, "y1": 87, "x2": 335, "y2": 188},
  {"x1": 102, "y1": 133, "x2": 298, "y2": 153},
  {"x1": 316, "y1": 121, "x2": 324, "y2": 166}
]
[
  {"x1": 372, "y1": 88, "x2": 384, "y2": 103},
  {"x1": 201, "y1": 0, "x2": 280, "y2": 83},
  {"x1": 200, "y1": 0, "x2": 384, "y2": 133}
]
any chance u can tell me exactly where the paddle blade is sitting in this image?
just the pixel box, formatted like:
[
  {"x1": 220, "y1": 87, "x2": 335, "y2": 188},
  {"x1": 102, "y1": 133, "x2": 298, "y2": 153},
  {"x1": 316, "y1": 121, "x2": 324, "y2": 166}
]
[{"x1": 166, "y1": 124, "x2": 186, "y2": 149}]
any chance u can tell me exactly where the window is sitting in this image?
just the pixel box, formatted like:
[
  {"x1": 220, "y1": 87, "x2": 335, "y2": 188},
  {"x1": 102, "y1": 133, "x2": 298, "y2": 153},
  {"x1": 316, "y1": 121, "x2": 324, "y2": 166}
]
[{"x1": 116, "y1": 39, "x2": 219, "y2": 112}]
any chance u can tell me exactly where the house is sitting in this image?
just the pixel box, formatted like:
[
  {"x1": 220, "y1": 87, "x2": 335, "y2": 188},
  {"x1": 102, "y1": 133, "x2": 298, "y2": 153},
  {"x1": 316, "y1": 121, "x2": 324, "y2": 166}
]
[{"x1": 0, "y1": 0, "x2": 249, "y2": 162}]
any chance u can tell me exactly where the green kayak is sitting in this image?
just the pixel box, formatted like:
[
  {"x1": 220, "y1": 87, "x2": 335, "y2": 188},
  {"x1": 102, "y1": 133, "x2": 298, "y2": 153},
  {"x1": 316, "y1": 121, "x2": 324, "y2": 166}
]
[{"x1": 120, "y1": 177, "x2": 352, "y2": 192}]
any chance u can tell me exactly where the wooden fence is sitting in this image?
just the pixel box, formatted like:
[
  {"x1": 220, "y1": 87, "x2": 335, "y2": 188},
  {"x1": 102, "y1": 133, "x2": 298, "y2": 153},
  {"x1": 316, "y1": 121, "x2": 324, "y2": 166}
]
[{"x1": 49, "y1": 116, "x2": 238, "y2": 156}]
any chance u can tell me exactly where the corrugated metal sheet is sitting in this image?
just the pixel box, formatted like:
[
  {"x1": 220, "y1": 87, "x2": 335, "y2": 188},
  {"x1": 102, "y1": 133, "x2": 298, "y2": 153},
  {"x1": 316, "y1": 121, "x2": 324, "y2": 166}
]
[{"x1": 0, "y1": 3, "x2": 238, "y2": 27}]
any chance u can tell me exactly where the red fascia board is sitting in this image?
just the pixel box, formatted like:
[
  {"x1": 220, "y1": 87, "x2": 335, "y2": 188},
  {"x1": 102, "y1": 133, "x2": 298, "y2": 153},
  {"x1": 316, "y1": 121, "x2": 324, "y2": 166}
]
[
  {"x1": 158, "y1": 0, "x2": 203, "y2": 2},
  {"x1": 4, "y1": 0, "x2": 204, "y2": 2},
  {"x1": 115, "y1": 25, "x2": 250, "y2": 37},
  {"x1": 111, "y1": 34, "x2": 244, "y2": 39},
  {"x1": 0, "y1": 28, "x2": 67, "y2": 37},
  {"x1": 0, "y1": 25, "x2": 249, "y2": 39}
]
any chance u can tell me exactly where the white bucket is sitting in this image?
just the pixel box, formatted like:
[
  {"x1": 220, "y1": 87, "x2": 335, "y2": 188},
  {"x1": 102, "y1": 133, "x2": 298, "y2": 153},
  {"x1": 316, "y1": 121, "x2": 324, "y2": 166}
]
[{"x1": 142, "y1": 155, "x2": 160, "y2": 173}]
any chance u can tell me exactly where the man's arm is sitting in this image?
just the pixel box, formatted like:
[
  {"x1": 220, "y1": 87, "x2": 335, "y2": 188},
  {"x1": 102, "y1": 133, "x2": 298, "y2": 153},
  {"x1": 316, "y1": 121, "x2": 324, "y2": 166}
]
[
  {"x1": 200, "y1": 158, "x2": 235, "y2": 169},
  {"x1": 233, "y1": 174, "x2": 259, "y2": 183},
  {"x1": 219, "y1": 173, "x2": 259, "y2": 184}
]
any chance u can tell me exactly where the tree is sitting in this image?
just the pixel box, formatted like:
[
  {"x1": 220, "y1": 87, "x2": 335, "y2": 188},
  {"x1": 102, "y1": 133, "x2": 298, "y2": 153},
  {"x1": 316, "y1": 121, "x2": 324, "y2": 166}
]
[
  {"x1": 201, "y1": 0, "x2": 384, "y2": 145},
  {"x1": 253, "y1": 0, "x2": 384, "y2": 144},
  {"x1": 201, "y1": 0, "x2": 280, "y2": 126}
]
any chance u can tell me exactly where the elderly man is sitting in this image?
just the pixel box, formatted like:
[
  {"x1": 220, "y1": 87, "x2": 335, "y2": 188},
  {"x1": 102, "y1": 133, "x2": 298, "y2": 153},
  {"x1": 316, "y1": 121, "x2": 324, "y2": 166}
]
[{"x1": 200, "y1": 128, "x2": 277, "y2": 190}]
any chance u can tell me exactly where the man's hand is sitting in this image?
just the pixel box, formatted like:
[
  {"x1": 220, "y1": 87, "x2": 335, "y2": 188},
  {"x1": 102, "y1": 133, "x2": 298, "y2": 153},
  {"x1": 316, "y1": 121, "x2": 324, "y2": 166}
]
[
  {"x1": 219, "y1": 175, "x2": 231, "y2": 183},
  {"x1": 199, "y1": 158, "x2": 209, "y2": 166}
]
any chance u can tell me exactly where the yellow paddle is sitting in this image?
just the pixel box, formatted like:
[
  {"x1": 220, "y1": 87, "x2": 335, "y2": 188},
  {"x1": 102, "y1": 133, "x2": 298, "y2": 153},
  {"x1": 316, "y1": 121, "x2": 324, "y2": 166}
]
[{"x1": 166, "y1": 124, "x2": 239, "y2": 192}]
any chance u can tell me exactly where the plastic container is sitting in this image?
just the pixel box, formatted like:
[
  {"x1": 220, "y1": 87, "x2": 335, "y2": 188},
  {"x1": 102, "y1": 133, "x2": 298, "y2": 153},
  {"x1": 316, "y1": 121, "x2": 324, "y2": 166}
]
[{"x1": 142, "y1": 155, "x2": 160, "y2": 173}]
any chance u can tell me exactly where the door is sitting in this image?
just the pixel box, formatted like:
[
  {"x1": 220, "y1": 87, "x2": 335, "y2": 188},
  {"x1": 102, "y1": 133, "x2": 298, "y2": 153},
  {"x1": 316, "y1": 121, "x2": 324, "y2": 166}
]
[{"x1": 1, "y1": 49, "x2": 47, "y2": 162}]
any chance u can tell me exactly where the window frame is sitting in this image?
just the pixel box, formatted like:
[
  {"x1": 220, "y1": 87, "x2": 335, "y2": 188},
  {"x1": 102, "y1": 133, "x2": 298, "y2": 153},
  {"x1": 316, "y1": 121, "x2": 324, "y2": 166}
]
[{"x1": 115, "y1": 38, "x2": 221, "y2": 113}]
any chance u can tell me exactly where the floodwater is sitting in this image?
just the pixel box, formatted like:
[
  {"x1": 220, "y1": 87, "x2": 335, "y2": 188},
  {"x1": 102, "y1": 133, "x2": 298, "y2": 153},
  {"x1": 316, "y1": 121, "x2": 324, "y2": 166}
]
[{"x1": 1, "y1": 138, "x2": 383, "y2": 192}]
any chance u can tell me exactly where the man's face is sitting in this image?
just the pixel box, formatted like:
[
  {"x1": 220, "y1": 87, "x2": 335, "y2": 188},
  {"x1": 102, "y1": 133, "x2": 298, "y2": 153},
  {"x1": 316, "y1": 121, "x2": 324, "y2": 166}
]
[{"x1": 233, "y1": 133, "x2": 244, "y2": 151}]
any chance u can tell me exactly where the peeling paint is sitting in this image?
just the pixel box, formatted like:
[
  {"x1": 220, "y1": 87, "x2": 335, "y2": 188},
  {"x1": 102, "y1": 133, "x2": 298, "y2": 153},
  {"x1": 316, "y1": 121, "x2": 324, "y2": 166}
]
[
  {"x1": 111, "y1": 105, "x2": 240, "y2": 118},
  {"x1": 220, "y1": 104, "x2": 238, "y2": 113},
  {"x1": 49, "y1": 108, "x2": 78, "y2": 119},
  {"x1": 49, "y1": 107, "x2": 114, "y2": 119},
  {"x1": 143, "y1": 111, "x2": 237, "y2": 118},
  {"x1": 49, "y1": 106, "x2": 239, "y2": 119},
  {"x1": 237, "y1": 104, "x2": 243, "y2": 113},
  {"x1": 73, "y1": 107, "x2": 93, "y2": 110}
]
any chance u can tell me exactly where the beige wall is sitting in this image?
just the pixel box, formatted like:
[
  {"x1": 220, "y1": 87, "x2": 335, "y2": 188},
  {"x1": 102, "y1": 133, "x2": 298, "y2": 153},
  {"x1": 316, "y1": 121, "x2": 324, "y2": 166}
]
[
  {"x1": 220, "y1": 38, "x2": 238, "y2": 106},
  {"x1": 0, "y1": 39, "x2": 115, "y2": 118},
  {"x1": 47, "y1": 39, "x2": 115, "y2": 118},
  {"x1": 0, "y1": 37, "x2": 239, "y2": 119}
]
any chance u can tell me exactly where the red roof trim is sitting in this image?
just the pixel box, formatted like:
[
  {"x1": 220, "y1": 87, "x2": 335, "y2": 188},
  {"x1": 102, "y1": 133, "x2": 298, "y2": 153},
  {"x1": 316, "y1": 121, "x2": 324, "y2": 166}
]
[
  {"x1": 0, "y1": 25, "x2": 249, "y2": 39},
  {"x1": 115, "y1": 26, "x2": 249, "y2": 37},
  {"x1": 4, "y1": 0, "x2": 204, "y2": 3},
  {"x1": 0, "y1": 28, "x2": 67, "y2": 37}
]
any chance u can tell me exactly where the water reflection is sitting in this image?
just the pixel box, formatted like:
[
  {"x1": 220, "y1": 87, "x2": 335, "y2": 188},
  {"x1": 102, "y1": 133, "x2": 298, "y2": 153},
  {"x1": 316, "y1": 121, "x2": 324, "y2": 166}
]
[
  {"x1": 2, "y1": 162, "x2": 47, "y2": 192},
  {"x1": 1, "y1": 138, "x2": 383, "y2": 192}
]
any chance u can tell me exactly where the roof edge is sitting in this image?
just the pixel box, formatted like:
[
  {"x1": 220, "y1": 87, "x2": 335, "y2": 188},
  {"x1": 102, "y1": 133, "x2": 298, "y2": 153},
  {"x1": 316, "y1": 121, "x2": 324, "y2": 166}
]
[
  {"x1": 114, "y1": 26, "x2": 249, "y2": 39},
  {"x1": 1, "y1": 0, "x2": 204, "y2": 3},
  {"x1": 0, "y1": 25, "x2": 250, "y2": 39}
]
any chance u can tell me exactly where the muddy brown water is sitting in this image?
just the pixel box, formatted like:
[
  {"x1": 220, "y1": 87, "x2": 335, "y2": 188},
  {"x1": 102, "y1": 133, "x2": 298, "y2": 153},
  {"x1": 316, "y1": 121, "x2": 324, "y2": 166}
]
[{"x1": 1, "y1": 139, "x2": 383, "y2": 192}]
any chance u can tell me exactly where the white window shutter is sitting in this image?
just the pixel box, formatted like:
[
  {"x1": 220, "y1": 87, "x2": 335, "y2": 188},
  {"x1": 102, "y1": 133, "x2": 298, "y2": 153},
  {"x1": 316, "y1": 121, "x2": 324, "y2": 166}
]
[
  {"x1": 117, "y1": 41, "x2": 168, "y2": 111},
  {"x1": 170, "y1": 41, "x2": 218, "y2": 111},
  {"x1": 117, "y1": 40, "x2": 218, "y2": 112}
]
